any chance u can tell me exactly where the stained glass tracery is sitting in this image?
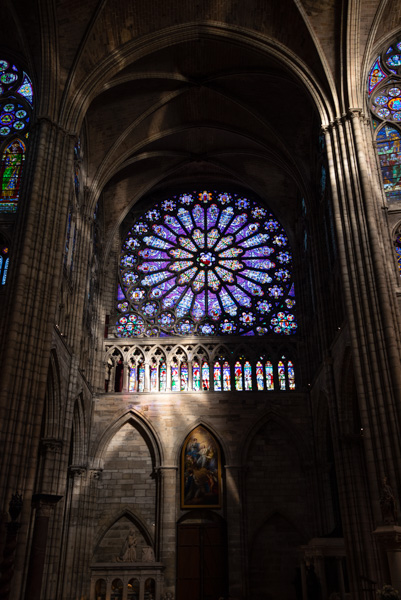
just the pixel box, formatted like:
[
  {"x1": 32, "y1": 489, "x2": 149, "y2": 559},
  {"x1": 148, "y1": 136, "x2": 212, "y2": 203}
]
[
  {"x1": 0, "y1": 60, "x2": 33, "y2": 211},
  {"x1": 117, "y1": 190, "x2": 296, "y2": 337}
]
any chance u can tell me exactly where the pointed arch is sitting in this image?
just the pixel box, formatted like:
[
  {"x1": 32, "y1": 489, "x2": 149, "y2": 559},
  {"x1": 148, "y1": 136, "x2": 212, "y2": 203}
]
[{"x1": 90, "y1": 409, "x2": 163, "y2": 471}]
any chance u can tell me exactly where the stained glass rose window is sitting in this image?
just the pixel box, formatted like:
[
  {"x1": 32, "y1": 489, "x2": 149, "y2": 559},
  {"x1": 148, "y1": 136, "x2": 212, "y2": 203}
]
[{"x1": 116, "y1": 190, "x2": 297, "y2": 337}]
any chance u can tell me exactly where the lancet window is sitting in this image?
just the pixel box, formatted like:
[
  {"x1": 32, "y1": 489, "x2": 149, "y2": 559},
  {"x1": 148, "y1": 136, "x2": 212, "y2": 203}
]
[
  {"x1": 0, "y1": 59, "x2": 33, "y2": 212},
  {"x1": 367, "y1": 40, "x2": 401, "y2": 204},
  {"x1": 116, "y1": 190, "x2": 296, "y2": 338},
  {"x1": 0, "y1": 241, "x2": 9, "y2": 285}
]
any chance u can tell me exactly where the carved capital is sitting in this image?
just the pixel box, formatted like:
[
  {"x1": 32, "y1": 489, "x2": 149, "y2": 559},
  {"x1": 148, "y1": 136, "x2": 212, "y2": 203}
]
[
  {"x1": 373, "y1": 526, "x2": 401, "y2": 550},
  {"x1": 89, "y1": 469, "x2": 102, "y2": 481},
  {"x1": 68, "y1": 465, "x2": 87, "y2": 478},
  {"x1": 32, "y1": 494, "x2": 63, "y2": 518}
]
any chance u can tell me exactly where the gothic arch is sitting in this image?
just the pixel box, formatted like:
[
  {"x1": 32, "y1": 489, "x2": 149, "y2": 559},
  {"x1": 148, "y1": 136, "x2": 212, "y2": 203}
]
[
  {"x1": 70, "y1": 394, "x2": 88, "y2": 467},
  {"x1": 92, "y1": 508, "x2": 154, "y2": 559},
  {"x1": 241, "y1": 407, "x2": 313, "y2": 467},
  {"x1": 174, "y1": 420, "x2": 229, "y2": 467},
  {"x1": 43, "y1": 349, "x2": 62, "y2": 440},
  {"x1": 90, "y1": 409, "x2": 163, "y2": 471}
]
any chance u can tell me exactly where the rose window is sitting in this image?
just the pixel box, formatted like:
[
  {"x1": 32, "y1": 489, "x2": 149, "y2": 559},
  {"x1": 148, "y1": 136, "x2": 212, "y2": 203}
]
[{"x1": 116, "y1": 190, "x2": 297, "y2": 337}]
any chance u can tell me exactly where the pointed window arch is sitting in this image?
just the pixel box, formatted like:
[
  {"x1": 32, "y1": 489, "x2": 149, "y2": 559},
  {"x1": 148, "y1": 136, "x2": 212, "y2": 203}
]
[
  {"x1": 368, "y1": 40, "x2": 401, "y2": 204},
  {"x1": 0, "y1": 59, "x2": 33, "y2": 212}
]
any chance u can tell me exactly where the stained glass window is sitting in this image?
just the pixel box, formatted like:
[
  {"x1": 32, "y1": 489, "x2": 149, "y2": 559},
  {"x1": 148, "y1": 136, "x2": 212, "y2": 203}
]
[
  {"x1": 150, "y1": 362, "x2": 157, "y2": 391},
  {"x1": 201, "y1": 360, "x2": 210, "y2": 390},
  {"x1": 116, "y1": 190, "x2": 296, "y2": 337},
  {"x1": 129, "y1": 364, "x2": 137, "y2": 392},
  {"x1": 256, "y1": 360, "x2": 264, "y2": 391},
  {"x1": 368, "y1": 40, "x2": 401, "y2": 204},
  {"x1": 223, "y1": 361, "x2": 231, "y2": 391},
  {"x1": 235, "y1": 361, "x2": 243, "y2": 391},
  {"x1": 138, "y1": 363, "x2": 145, "y2": 392},
  {"x1": 181, "y1": 362, "x2": 189, "y2": 391},
  {"x1": 214, "y1": 361, "x2": 222, "y2": 391},
  {"x1": 376, "y1": 125, "x2": 401, "y2": 203},
  {"x1": 0, "y1": 244, "x2": 9, "y2": 285},
  {"x1": 278, "y1": 360, "x2": 286, "y2": 390},
  {"x1": 160, "y1": 361, "x2": 167, "y2": 391},
  {"x1": 171, "y1": 360, "x2": 179, "y2": 391},
  {"x1": 193, "y1": 359, "x2": 201, "y2": 391},
  {"x1": 288, "y1": 361, "x2": 295, "y2": 390},
  {"x1": 244, "y1": 361, "x2": 252, "y2": 391},
  {"x1": 265, "y1": 361, "x2": 274, "y2": 390},
  {"x1": 0, "y1": 60, "x2": 33, "y2": 211}
]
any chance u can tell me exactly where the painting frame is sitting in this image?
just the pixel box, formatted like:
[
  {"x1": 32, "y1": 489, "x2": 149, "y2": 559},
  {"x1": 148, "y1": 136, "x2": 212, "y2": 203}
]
[{"x1": 181, "y1": 425, "x2": 222, "y2": 509}]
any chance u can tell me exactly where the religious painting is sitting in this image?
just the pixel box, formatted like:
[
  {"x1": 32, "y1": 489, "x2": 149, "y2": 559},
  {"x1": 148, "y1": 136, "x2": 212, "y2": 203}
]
[{"x1": 181, "y1": 425, "x2": 222, "y2": 508}]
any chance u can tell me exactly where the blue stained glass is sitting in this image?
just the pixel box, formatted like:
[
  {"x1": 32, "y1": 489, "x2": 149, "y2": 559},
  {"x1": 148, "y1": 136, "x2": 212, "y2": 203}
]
[
  {"x1": 387, "y1": 55, "x2": 401, "y2": 67},
  {"x1": 240, "y1": 233, "x2": 270, "y2": 248},
  {"x1": 219, "y1": 289, "x2": 237, "y2": 315},
  {"x1": 192, "y1": 204, "x2": 205, "y2": 229},
  {"x1": 180, "y1": 193, "x2": 193, "y2": 204},
  {"x1": 117, "y1": 190, "x2": 296, "y2": 337},
  {"x1": 181, "y1": 362, "x2": 189, "y2": 390},
  {"x1": 143, "y1": 236, "x2": 172, "y2": 250},
  {"x1": 227, "y1": 214, "x2": 247, "y2": 234},
  {"x1": 228, "y1": 285, "x2": 252, "y2": 306},
  {"x1": 207, "y1": 228, "x2": 219, "y2": 248},
  {"x1": 288, "y1": 361, "x2": 295, "y2": 390},
  {"x1": 138, "y1": 261, "x2": 170, "y2": 273},
  {"x1": 139, "y1": 248, "x2": 169, "y2": 259},
  {"x1": 142, "y1": 271, "x2": 170, "y2": 286},
  {"x1": 289, "y1": 283, "x2": 295, "y2": 297},
  {"x1": 171, "y1": 361, "x2": 179, "y2": 390},
  {"x1": 277, "y1": 251, "x2": 291, "y2": 263},
  {"x1": 242, "y1": 269, "x2": 272, "y2": 284},
  {"x1": 162, "y1": 286, "x2": 186, "y2": 308},
  {"x1": 192, "y1": 296, "x2": 206, "y2": 320},
  {"x1": 192, "y1": 229, "x2": 205, "y2": 248},
  {"x1": 237, "y1": 277, "x2": 263, "y2": 296},
  {"x1": 178, "y1": 266, "x2": 198, "y2": 284},
  {"x1": 209, "y1": 295, "x2": 222, "y2": 320},
  {"x1": 220, "y1": 319, "x2": 237, "y2": 333},
  {"x1": 207, "y1": 204, "x2": 219, "y2": 229},
  {"x1": 265, "y1": 361, "x2": 274, "y2": 390},
  {"x1": 169, "y1": 260, "x2": 194, "y2": 272},
  {"x1": 117, "y1": 285, "x2": 125, "y2": 300},
  {"x1": 207, "y1": 271, "x2": 220, "y2": 291},
  {"x1": 214, "y1": 236, "x2": 233, "y2": 252},
  {"x1": 150, "y1": 278, "x2": 176, "y2": 298},
  {"x1": 218, "y1": 207, "x2": 235, "y2": 232},
  {"x1": 146, "y1": 209, "x2": 161, "y2": 221},
  {"x1": 217, "y1": 193, "x2": 232, "y2": 204},
  {"x1": 376, "y1": 125, "x2": 401, "y2": 202},
  {"x1": 235, "y1": 222, "x2": 260, "y2": 242},
  {"x1": 16, "y1": 74, "x2": 33, "y2": 105},
  {"x1": 278, "y1": 361, "x2": 286, "y2": 390},
  {"x1": 243, "y1": 247, "x2": 274, "y2": 258},
  {"x1": 223, "y1": 362, "x2": 231, "y2": 390},
  {"x1": 271, "y1": 312, "x2": 297, "y2": 334},
  {"x1": 192, "y1": 270, "x2": 205, "y2": 291},
  {"x1": 214, "y1": 362, "x2": 222, "y2": 391},
  {"x1": 177, "y1": 208, "x2": 194, "y2": 232},
  {"x1": 176, "y1": 289, "x2": 194, "y2": 317},
  {"x1": 201, "y1": 361, "x2": 210, "y2": 390},
  {"x1": 243, "y1": 259, "x2": 275, "y2": 270},
  {"x1": 368, "y1": 58, "x2": 387, "y2": 94},
  {"x1": 164, "y1": 215, "x2": 186, "y2": 235},
  {"x1": 256, "y1": 361, "x2": 264, "y2": 391},
  {"x1": 244, "y1": 361, "x2": 252, "y2": 390},
  {"x1": 235, "y1": 361, "x2": 243, "y2": 391},
  {"x1": 178, "y1": 237, "x2": 197, "y2": 252},
  {"x1": 152, "y1": 224, "x2": 177, "y2": 242},
  {"x1": 122, "y1": 272, "x2": 139, "y2": 285}
]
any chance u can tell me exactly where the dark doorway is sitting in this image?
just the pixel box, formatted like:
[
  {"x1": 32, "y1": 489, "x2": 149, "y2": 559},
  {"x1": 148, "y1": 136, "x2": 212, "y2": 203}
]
[{"x1": 177, "y1": 515, "x2": 227, "y2": 600}]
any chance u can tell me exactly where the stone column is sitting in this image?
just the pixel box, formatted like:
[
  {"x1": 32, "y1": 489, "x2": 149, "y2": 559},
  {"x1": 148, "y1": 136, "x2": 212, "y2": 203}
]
[
  {"x1": 123, "y1": 362, "x2": 130, "y2": 392},
  {"x1": 188, "y1": 360, "x2": 193, "y2": 391},
  {"x1": 155, "y1": 466, "x2": 177, "y2": 594},
  {"x1": 24, "y1": 494, "x2": 62, "y2": 600},
  {"x1": 144, "y1": 361, "x2": 150, "y2": 392}
]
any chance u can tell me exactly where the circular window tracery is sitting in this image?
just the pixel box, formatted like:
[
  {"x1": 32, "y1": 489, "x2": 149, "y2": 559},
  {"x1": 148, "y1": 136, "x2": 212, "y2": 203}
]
[{"x1": 116, "y1": 190, "x2": 297, "y2": 337}]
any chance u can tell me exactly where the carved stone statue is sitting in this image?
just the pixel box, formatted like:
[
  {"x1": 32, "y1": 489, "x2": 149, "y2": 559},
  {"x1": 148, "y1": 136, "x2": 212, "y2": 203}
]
[
  {"x1": 380, "y1": 477, "x2": 398, "y2": 525},
  {"x1": 116, "y1": 528, "x2": 137, "y2": 562}
]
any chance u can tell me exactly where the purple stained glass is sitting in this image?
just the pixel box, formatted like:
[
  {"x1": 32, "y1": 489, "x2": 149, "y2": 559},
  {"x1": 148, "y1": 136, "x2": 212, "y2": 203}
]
[
  {"x1": 116, "y1": 190, "x2": 296, "y2": 336},
  {"x1": 376, "y1": 125, "x2": 401, "y2": 202},
  {"x1": 214, "y1": 362, "x2": 222, "y2": 391}
]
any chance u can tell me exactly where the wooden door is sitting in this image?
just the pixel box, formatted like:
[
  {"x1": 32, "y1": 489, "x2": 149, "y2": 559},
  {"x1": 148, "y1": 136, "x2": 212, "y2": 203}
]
[{"x1": 177, "y1": 521, "x2": 226, "y2": 600}]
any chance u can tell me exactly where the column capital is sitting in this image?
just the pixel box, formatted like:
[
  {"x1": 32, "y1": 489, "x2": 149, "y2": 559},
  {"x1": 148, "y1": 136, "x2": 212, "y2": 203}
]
[{"x1": 31, "y1": 494, "x2": 63, "y2": 517}]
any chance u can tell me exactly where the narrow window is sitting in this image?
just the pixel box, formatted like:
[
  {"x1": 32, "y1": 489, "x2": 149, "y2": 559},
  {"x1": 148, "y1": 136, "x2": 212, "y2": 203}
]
[
  {"x1": 235, "y1": 361, "x2": 243, "y2": 391},
  {"x1": 201, "y1": 360, "x2": 210, "y2": 390},
  {"x1": 256, "y1": 360, "x2": 264, "y2": 391},
  {"x1": 223, "y1": 361, "x2": 231, "y2": 391},
  {"x1": 181, "y1": 361, "x2": 189, "y2": 391},
  {"x1": 193, "y1": 359, "x2": 201, "y2": 391},
  {"x1": 214, "y1": 361, "x2": 222, "y2": 391}
]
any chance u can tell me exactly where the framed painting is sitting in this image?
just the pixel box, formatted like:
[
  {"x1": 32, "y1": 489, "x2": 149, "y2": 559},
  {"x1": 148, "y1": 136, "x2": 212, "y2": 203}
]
[{"x1": 181, "y1": 426, "x2": 222, "y2": 509}]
